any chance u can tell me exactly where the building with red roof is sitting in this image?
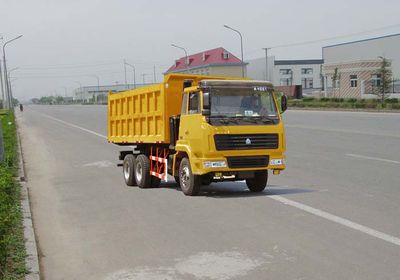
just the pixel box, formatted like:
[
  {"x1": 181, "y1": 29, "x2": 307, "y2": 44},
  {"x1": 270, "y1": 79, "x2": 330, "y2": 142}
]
[{"x1": 166, "y1": 47, "x2": 247, "y2": 77}]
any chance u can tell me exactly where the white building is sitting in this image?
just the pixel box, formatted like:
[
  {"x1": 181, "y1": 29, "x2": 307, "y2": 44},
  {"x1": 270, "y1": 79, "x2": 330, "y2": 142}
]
[
  {"x1": 322, "y1": 33, "x2": 400, "y2": 98},
  {"x1": 247, "y1": 57, "x2": 323, "y2": 94},
  {"x1": 73, "y1": 83, "x2": 153, "y2": 103}
]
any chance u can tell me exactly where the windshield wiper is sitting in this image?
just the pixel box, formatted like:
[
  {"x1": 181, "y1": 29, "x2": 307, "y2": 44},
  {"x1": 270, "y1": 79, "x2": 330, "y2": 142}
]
[
  {"x1": 236, "y1": 116, "x2": 278, "y2": 124},
  {"x1": 209, "y1": 115, "x2": 237, "y2": 125}
]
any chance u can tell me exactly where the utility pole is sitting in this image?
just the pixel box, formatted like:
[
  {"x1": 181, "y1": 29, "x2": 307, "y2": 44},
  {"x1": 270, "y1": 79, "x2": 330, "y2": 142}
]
[
  {"x1": 153, "y1": 65, "x2": 156, "y2": 83},
  {"x1": 142, "y1": 73, "x2": 146, "y2": 85},
  {"x1": 263, "y1": 48, "x2": 271, "y2": 81},
  {"x1": 124, "y1": 61, "x2": 136, "y2": 89}
]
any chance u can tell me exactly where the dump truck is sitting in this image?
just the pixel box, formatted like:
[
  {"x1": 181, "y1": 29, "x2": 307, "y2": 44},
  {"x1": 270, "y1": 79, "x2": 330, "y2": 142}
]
[{"x1": 108, "y1": 74, "x2": 287, "y2": 196}]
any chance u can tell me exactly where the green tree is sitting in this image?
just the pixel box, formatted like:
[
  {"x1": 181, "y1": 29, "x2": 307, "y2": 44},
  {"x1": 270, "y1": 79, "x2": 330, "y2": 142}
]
[
  {"x1": 56, "y1": 96, "x2": 64, "y2": 104},
  {"x1": 332, "y1": 67, "x2": 340, "y2": 88},
  {"x1": 12, "y1": 98, "x2": 19, "y2": 107},
  {"x1": 373, "y1": 57, "x2": 393, "y2": 103}
]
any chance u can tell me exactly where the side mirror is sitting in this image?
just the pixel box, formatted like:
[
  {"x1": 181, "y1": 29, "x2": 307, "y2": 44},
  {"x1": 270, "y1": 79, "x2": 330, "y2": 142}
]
[
  {"x1": 202, "y1": 109, "x2": 210, "y2": 116},
  {"x1": 281, "y1": 95, "x2": 288, "y2": 113},
  {"x1": 203, "y1": 92, "x2": 210, "y2": 109}
]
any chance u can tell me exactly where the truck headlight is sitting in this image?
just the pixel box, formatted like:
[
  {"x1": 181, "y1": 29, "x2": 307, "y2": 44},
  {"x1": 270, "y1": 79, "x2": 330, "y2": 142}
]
[
  {"x1": 203, "y1": 161, "x2": 227, "y2": 168},
  {"x1": 270, "y1": 159, "x2": 284, "y2": 166}
]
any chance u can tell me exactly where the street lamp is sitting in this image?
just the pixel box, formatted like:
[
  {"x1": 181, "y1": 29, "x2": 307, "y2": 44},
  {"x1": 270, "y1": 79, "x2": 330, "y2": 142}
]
[
  {"x1": 223, "y1": 25, "x2": 244, "y2": 78},
  {"x1": 171, "y1": 44, "x2": 189, "y2": 68},
  {"x1": 2, "y1": 35, "x2": 23, "y2": 109},
  {"x1": 124, "y1": 61, "x2": 136, "y2": 88}
]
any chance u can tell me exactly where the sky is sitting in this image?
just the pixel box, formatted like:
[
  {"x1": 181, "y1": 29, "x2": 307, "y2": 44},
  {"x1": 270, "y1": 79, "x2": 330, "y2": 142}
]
[{"x1": 1, "y1": 0, "x2": 400, "y2": 101}]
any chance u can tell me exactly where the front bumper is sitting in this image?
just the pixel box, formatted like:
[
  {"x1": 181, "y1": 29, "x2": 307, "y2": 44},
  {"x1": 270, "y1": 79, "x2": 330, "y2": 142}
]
[{"x1": 191, "y1": 154, "x2": 286, "y2": 175}]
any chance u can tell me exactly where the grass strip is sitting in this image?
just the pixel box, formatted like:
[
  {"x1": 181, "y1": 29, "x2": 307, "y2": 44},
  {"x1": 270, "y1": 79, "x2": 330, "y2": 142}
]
[{"x1": 0, "y1": 111, "x2": 27, "y2": 280}]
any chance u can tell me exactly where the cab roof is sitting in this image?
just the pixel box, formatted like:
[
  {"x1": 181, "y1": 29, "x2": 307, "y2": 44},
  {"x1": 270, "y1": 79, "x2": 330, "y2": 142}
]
[{"x1": 200, "y1": 79, "x2": 273, "y2": 88}]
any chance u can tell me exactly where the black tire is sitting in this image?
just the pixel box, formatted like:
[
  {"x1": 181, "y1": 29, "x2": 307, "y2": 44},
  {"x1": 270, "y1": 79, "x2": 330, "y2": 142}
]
[
  {"x1": 134, "y1": 154, "x2": 162, "y2": 188},
  {"x1": 174, "y1": 176, "x2": 180, "y2": 187},
  {"x1": 134, "y1": 154, "x2": 152, "y2": 188},
  {"x1": 201, "y1": 174, "x2": 213, "y2": 186},
  {"x1": 179, "y1": 158, "x2": 201, "y2": 196},
  {"x1": 150, "y1": 177, "x2": 161, "y2": 188},
  {"x1": 246, "y1": 171, "x2": 268, "y2": 192},
  {"x1": 123, "y1": 154, "x2": 136, "y2": 186}
]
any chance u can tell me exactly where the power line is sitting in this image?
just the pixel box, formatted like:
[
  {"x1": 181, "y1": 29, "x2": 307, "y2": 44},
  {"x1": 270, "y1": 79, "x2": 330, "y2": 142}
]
[
  {"x1": 245, "y1": 23, "x2": 400, "y2": 56},
  {"x1": 20, "y1": 62, "x2": 121, "y2": 70},
  {"x1": 19, "y1": 60, "x2": 171, "y2": 70},
  {"x1": 270, "y1": 23, "x2": 400, "y2": 49},
  {"x1": 13, "y1": 71, "x2": 125, "y2": 79}
]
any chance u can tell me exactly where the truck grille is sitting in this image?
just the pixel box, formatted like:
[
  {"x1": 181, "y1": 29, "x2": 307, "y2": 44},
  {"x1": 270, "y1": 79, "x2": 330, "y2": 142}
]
[
  {"x1": 214, "y1": 134, "x2": 279, "y2": 150},
  {"x1": 227, "y1": 156, "x2": 269, "y2": 169}
]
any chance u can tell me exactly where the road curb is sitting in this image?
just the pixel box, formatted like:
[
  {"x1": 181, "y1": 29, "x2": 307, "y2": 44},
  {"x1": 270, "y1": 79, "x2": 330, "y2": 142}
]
[{"x1": 15, "y1": 113, "x2": 41, "y2": 280}]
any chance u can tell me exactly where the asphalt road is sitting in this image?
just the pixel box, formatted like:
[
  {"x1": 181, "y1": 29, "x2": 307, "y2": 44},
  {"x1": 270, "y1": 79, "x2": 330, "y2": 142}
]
[{"x1": 17, "y1": 105, "x2": 400, "y2": 280}]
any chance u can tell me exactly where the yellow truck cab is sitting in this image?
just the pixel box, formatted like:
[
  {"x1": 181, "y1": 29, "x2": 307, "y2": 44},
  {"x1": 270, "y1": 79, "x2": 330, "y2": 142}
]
[{"x1": 108, "y1": 74, "x2": 287, "y2": 196}]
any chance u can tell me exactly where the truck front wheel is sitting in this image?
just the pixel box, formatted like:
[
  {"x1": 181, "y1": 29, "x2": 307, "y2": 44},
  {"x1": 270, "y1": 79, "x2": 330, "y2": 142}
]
[
  {"x1": 123, "y1": 154, "x2": 136, "y2": 186},
  {"x1": 134, "y1": 154, "x2": 161, "y2": 188},
  {"x1": 179, "y1": 158, "x2": 201, "y2": 196},
  {"x1": 246, "y1": 171, "x2": 268, "y2": 192}
]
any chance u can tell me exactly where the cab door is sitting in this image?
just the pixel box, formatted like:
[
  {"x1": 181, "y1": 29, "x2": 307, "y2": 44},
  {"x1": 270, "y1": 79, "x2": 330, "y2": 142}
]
[{"x1": 177, "y1": 91, "x2": 204, "y2": 156}]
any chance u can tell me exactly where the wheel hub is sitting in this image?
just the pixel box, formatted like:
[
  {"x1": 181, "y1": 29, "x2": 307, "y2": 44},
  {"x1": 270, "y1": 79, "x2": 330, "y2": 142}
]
[
  {"x1": 124, "y1": 162, "x2": 130, "y2": 180},
  {"x1": 135, "y1": 162, "x2": 143, "y2": 182},
  {"x1": 180, "y1": 166, "x2": 190, "y2": 189}
]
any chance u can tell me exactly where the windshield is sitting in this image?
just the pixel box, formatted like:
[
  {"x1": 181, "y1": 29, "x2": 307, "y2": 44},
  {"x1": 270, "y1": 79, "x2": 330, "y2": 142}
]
[{"x1": 210, "y1": 87, "x2": 278, "y2": 118}]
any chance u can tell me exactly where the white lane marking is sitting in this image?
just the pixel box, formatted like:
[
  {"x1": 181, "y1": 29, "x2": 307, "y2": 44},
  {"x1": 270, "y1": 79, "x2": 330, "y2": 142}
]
[
  {"x1": 269, "y1": 195, "x2": 400, "y2": 247},
  {"x1": 30, "y1": 110, "x2": 137, "y2": 148},
  {"x1": 83, "y1": 160, "x2": 114, "y2": 168},
  {"x1": 34, "y1": 111, "x2": 107, "y2": 139},
  {"x1": 106, "y1": 251, "x2": 271, "y2": 280},
  {"x1": 345, "y1": 153, "x2": 400, "y2": 165},
  {"x1": 286, "y1": 124, "x2": 400, "y2": 138}
]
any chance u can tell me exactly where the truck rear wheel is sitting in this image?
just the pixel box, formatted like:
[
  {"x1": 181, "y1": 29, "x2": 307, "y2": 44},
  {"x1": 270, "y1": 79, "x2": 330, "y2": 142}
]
[
  {"x1": 134, "y1": 154, "x2": 161, "y2": 188},
  {"x1": 123, "y1": 154, "x2": 136, "y2": 186},
  {"x1": 179, "y1": 158, "x2": 201, "y2": 196},
  {"x1": 246, "y1": 171, "x2": 268, "y2": 192}
]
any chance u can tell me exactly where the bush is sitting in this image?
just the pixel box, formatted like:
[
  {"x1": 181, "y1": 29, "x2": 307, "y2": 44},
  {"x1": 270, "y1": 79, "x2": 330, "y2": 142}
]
[
  {"x1": 320, "y1": 97, "x2": 330, "y2": 102},
  {"x1": 302, "y1": 97, "x2": 315, "y2": 102},
  {"x1": 354, "y1": 103, "x2": 366, "y2": 108},
  {"x1": 388, "y1": 103, "x2": 400, "y2": 109},
  {"x1": 364, "y1": 103, "x2": 378, "y2": 109},
  {"x1": 376, "y1": 103, "x2": 386, "y2": 109},
  {"x1": 385, "y1": 98, "x2": 399, "y2": 103},
  {"x1": 346, "y1": 98, "x2": 358, "y2": 103}
]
